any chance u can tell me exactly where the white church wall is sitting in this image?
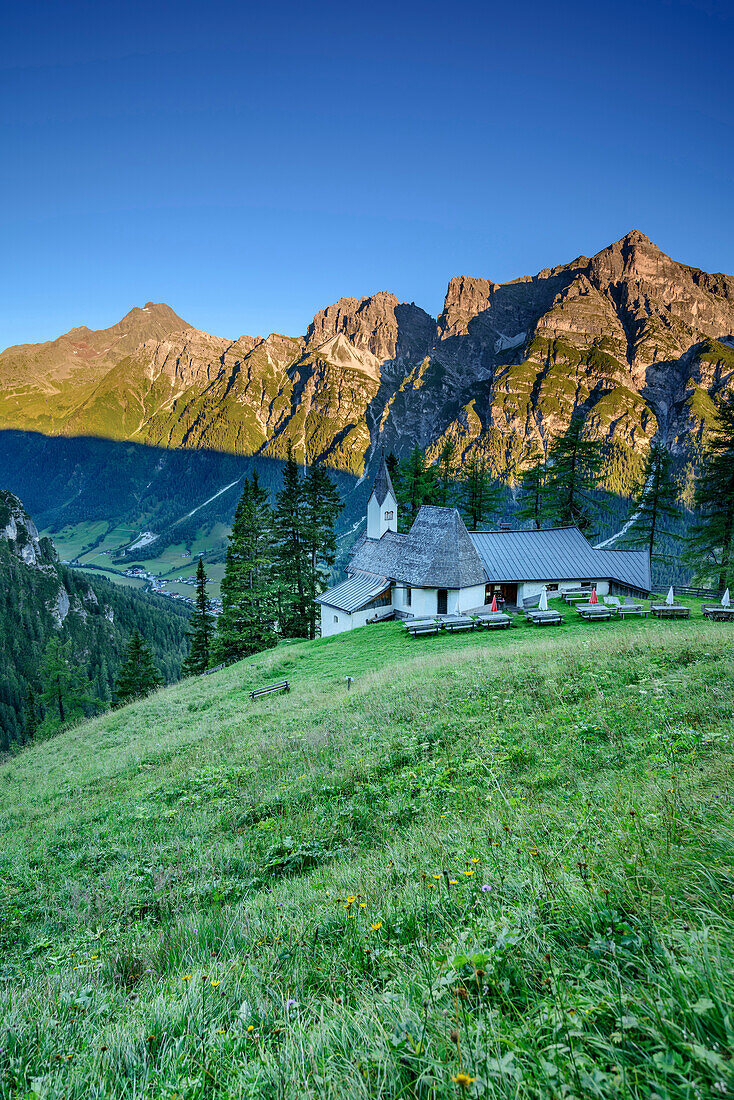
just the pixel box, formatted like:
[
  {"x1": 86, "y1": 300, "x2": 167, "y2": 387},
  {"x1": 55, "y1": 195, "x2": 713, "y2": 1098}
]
[{"x1": 456, "y1": 584, "x2": 487, "y2": 611}]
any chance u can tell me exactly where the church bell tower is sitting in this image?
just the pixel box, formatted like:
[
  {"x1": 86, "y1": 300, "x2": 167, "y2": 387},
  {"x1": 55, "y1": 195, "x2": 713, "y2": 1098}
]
[{"x1": 366, "y1": 455, "x2": 398, "y2": 539}]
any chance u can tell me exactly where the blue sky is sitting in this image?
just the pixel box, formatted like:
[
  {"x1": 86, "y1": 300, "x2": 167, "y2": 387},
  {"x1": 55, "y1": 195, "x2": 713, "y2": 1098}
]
[{"x1": 1, "y1": 0, "x2": 732, "y2": 349}]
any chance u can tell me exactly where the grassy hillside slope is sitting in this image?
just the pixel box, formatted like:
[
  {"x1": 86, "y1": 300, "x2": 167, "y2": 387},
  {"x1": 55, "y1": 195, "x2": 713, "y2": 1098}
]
[{"x1": 1, "y1": 615, "x2": 733, "y2": 1099}]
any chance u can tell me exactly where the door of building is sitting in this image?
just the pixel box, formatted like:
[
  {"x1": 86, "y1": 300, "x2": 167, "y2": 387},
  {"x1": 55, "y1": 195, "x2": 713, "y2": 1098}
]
[
  {"x1": 437, "y1": 588, "x2": 448, "y2": 615},
  {"x1": 500, "y1": 583, "x2": 518, "y2": 606}
]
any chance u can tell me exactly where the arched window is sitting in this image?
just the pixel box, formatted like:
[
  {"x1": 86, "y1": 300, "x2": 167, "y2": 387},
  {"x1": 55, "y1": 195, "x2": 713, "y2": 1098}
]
[
  {"x1": 384, "y1": 510, "x2": 394, "y2": 521},
  {"x1": 334, "y1": 615, "x2": 339, "y2": 623}
]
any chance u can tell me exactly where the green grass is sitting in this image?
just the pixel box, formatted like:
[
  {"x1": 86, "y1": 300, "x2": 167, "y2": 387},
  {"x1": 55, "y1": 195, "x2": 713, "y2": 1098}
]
[{"x1": 1, "y1": 613, "x2": 733, "y2": 1099}]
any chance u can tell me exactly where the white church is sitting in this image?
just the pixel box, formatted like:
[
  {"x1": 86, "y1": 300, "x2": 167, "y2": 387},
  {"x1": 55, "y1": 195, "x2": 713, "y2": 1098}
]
[{"x1": 318, "y1": 457, "x2": 651, "y2": 637}]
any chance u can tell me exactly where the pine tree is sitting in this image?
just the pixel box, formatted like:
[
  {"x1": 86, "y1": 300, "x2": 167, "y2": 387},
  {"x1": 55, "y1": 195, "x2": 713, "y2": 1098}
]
[
  {"x1": 393, "y1": 447, "x2": 436, "y2": 530},
  {"x1": 214, "y1": 474, "x2": 278, "y2": 661},
  {"x1": 303, "y1": 464, "x2": 342, "y2": 639},
  {"x1": 273, "y1": 446, "x2": 309, "y2": 637},
  {"x1": 182, "y1": 557, "x2": 214, "y2": 674},
  {"x1": 434, "y1": 439, "x2": 458, "y2": 507},
  {"x1": 685, "y1": 391, "x2": 734, "y2": 590},
  {"x1": 114, "y1": 630, "x2": 163, "y2": 704},
  {"x1": 544, "y1": 413, "x2": 605, "y2": 534},
  {"x1": 515, "y1": 452, "x2": 550, "y2": 530},
  {"x1": 625, "y1": 442, "x2": 681, "y2": 564},
  {"x1": 459, "y1": 451, "x2": 502, "y2": 530}
]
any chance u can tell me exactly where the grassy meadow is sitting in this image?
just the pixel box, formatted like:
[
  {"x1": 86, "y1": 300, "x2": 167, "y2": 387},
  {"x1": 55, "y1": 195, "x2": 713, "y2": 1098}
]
[{"x1": 1, "y1": 609, "x2": 733, "y2": 1098}]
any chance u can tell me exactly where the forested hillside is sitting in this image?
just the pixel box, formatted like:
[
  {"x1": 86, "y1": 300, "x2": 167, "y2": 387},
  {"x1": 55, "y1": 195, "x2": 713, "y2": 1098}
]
[{"x1": 0, "y1": 492, "x2": 189, "y2": 750}]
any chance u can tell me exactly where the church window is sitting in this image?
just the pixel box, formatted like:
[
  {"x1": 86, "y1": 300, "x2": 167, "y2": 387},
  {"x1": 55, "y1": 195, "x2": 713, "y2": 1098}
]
[
  {"x1": 384, "y1": 510, "x2": 393, "y2": 520},
  {"x1": 334, "y1": 615, "x2": 339, "y2": 623},
  {"x1": 406, "y1": 585, "x2": 412, "y2": 606}
]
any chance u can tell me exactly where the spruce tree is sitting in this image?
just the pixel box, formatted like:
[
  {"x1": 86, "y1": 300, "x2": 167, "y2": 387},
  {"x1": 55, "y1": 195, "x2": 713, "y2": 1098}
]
[
  {"x1": 459, "y1": 451, "x2": 502, "y2": 530},
  {"x1": 303, "y1": 464, "x2": 342, "y2": 639},
  {"x1": 114, "y1": 630, "x2": 163, "y2": 704},
  {"x1": 625, "y1": 442, "x2": 681, "y2": 565},
  {"x1": 516, "y1": 454, "x2": 549, "y2": 530},
  {"x1": 434, "y1": 439, "x2": 458, "y2": 507},
  {"x1": 214, "y1": 474, "x2": 278, "y2": 661},
  {"x1": 182, "y1": 557, "x2": 214, "y2": 674},
  {"x1": 393, "y1": 446, "x2": 436, "y2": 530},
  {"x1": 686, "y1": 391, "x2": 734, "y2": 590},
  {"x1": 544, "y1": 413, "x2": 605, "y2": 534},
  {"x1": 273, "y1": 446, "x2": 309, "y2": 637}
]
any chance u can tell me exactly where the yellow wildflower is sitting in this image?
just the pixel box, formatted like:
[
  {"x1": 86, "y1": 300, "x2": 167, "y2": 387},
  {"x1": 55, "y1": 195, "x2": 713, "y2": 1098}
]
[
  {"x1": 452, "y1": 1072, "x2": 476, "y2": 1089},
  {"x1": 462, "y1": 869, "x2": 475, "y2": 876},
  {"x1": 211, "y1": 980, "x2": 220, "y2": 987},
  {"x1": 182, "y1": 975, "x2": 192, "y2": 981},
  {"x1": 370, "y1": 922, "x2": 382, "y2": 931},
  {"x1": 432, "y1": 874, "x2": 441, "y2": 879},
  {"x1": 449, "y1": 879, "x2": 458, "y2": 885}
]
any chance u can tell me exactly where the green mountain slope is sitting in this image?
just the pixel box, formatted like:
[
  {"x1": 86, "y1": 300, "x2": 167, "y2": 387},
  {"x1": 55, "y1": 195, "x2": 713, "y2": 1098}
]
[
  {"x1": 1, "y1": 615, "x2": 732, "y2": 1098},
  {"x1": 0, "y1": 490, "x2": 190, "y2": 747}
]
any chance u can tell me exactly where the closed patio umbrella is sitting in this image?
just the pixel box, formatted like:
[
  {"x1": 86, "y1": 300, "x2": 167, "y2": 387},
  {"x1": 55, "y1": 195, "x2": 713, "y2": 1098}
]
[
  {"x1": 538, "y1": 586, "x2": 548, "y2": 612},
  {"x1": 665, "y1": 586, "x2": 675, "y2": 605},
  {"x1": 722, "y1": 588, "x2": 731, "y2": 608},
  {"x1": 589, "y1": 587, "x2": 598, "y2": 605},
  {"x1": 490, "y1": 594, "x2": 498, "y2": 612}
]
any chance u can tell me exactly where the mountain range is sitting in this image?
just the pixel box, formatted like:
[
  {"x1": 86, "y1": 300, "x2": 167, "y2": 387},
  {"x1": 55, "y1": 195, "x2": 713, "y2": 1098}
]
[{"x1": 3, "y1": 231, "x2": 733, "y2": 487}]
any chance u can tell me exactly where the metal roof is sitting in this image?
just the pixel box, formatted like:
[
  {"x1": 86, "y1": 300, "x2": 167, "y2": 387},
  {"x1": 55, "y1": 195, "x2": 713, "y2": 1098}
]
[
  {"x1": 469, "y1": 526, "x2": 651, "y2": 591},
  {"x1": 317, "y1": 571, "x2": 391, "y2": 613}
]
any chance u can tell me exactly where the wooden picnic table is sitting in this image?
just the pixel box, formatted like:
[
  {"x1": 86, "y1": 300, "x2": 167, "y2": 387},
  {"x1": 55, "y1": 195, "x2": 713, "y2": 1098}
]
[
  {"x1": 616, "y1": 605, "x2": 648, "y2": 619},
  {"x1": 472, "y1": 612, "x2": 513, "y2": 630},
  {"x1": 702, "y1": 605, "x2": 734, "y2": 621},
  {"x1": 576, "y1": 605, "x2": 612, "y2": 621},
  {"x1": 526, "y1": 610, "x2": 564, "y2": 625},
  {"x1": 403, "y1": 617, "x2": 441, "y2": 637},
  {"x1": 563, "y1": 591, "x2": 592, "y2": 604},
  {"x1": 650, "y1": 604, "x2": 690, "y2": 619},
  {"x1": 442, "y1": 616, "x2": 476, "y2": 633}
]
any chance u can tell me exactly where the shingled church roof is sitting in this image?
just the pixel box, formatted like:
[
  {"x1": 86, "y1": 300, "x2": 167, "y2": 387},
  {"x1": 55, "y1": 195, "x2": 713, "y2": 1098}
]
[
  {"x1": 397, "y1": 506, "x2": 487, "y2": 588},
  {"x1": 370, "y1": 455, "x2": 396, "y2": 506}
]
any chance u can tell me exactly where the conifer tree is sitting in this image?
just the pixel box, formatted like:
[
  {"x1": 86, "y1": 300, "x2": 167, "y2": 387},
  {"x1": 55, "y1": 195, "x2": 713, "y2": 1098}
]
[
  {"x1": 515, "y1": 454, "x2": 549, "y2": 530},
  {"x1": 182, "y1": 557, "x2": 214, "y2": 674},
  {"x1": 38, "y1": 636, "x2": 92, "y2": 729},
  {"x1": 625, "y1": 442, "x2": 681, "y2": 564},
  {"x1": 273, "y1": 445, "x2": 309, "y2": 637},
  {"x1": 459, "y1": 451, "x2": 503, "y2": 530},
  {"x1": 303, "y1": 464, "x2": 342, "y2": 639},
  {"x1": 544, "y1": 413, "x2": 605, "y2": 534},
  {"x1": 214, "y1": 474, "x2": 278, "y2": 660},
  {"x1": 23, "y1": 686, "x2": 38, "y2": 743},
  {"x1": 686, "y1": 391, "x2": 734, "y2": 590},
  {"x1": 114, "y1": 630, "x2": 163, "y2": 704},
  {"x1": 393, "y1": 446, "x2": 437, "y2": 530},
  {"x1": 434, "y1": 439, "x2": 458, "y2": 507}
]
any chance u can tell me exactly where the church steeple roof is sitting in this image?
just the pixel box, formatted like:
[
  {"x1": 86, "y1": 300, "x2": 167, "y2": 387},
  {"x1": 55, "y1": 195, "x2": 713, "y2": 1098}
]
[{"x1": 370, "y1": 454, "x2": 396, "y2": 506}]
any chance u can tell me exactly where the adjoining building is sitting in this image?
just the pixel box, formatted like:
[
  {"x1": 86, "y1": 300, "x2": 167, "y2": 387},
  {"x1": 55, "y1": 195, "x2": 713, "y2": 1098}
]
[{"x1": 317, "y1": 458, "x2": 651, "y2": 637}]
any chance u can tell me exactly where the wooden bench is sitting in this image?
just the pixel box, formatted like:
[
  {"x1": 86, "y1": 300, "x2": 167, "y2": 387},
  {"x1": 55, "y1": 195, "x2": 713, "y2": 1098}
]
[
  {"x1": 616, "y1": 606, "x2": 648, "y2": 619},
  {"x1": 202, "y1": 661, "x2": 226, "y2": 675},
  {"x1": 563, "y1": 591, "x2": 592, "y2": 604},
  {"x1": 250, "y1": 680, "x2": 290, "y2": 700}
]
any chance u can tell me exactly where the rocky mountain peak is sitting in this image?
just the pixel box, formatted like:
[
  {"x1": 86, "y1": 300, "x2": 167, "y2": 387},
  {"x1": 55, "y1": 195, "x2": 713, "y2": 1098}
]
[{"x1": 306, "y1": 292, "x2": 434, "y2": 364}]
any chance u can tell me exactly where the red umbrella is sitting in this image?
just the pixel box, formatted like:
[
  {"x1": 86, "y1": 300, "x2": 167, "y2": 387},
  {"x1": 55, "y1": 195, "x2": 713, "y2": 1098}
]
[
  {"x1": 589, "y1": 587, "x2": 598, "y2": 605},
  {"x1": 490, "y1": 594, "x2": 498, "y2": 612}
]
